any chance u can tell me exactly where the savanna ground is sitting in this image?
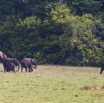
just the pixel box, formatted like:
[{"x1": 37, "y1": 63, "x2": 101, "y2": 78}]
[{"x1": 0, "y1": 64, "x2": 104, "y2": 103}]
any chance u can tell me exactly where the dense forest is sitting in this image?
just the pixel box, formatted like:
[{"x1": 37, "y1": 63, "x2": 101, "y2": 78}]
[{"x1": 0, "y1": 0, "x2": 104, "y2": 66}]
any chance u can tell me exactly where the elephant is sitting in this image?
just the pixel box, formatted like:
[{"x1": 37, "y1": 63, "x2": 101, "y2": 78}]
[
  {"x1": 21, "y1": 57, "x2": 37, "y2": 72},
  {"x1": 1, "y1": 54, "x2": 20, "y2": 72},
  {"x1": 3, "y1": 60, "x2": 16, "y2": 72},
  {"x1": 100, "y1": 61, "x2": 104, "y2": 74},
  {"x1": 5, "y1": 58, "x2": 20, "y2": 72}
]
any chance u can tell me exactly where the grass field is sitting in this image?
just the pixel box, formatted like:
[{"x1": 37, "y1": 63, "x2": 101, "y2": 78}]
[{"x1": 0, "y1": 64, "x2": 104, "y2": 103}]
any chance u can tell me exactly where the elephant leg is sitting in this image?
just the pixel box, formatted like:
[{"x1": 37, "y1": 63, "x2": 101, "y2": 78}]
[
  {"x1": 7, "y1": 65, "x2": 11, "y2": 72},
  {"x1": 100, "y1": 67, "x2": 104, "y2": 74},
  {"x1": 28, "y1": 68, "x2": 31, "y2": 72},
  {"x1": 25, "y1": 67, "x2": 28, "y2": 72},
  {"x1": 12, "y1": 69, "x2": 15, "y2": 73},
  {"x1": 6, "y1": 67, "x2": 9, "y2": 72},
  {"x1": 31, "y1": 68, "x2": 33, "y2": 72},
  {"x1": 7, "y1": 68, "x2": 11, "y2": 72},
  {"x1": 7, "y1": 69, "x2": 10, "y2": 72},
  {"x1": 28, "y1": 68, "x2": 33, "y2": 72},
  {"x1": 4, "y1": 68, "x2": 7, "y2": 72},
  {"x1": 3, "y1": 64, "x2": 7, "y2": 72},
  {"x1": 13, "y1": 67, "x2": 15, "y2": 73},
  {"x1": 30, "y1": 68, "x2": 33, "y2": 72},
  {"x1": 28, "y1": 68, "x2": 30, "y2": 72},
  {"x1": 21, "y1": 66, "x2": 23, "y2": 72},
  {"x1": 28, "y1": 65, "x2": 33, "y2": 72}
]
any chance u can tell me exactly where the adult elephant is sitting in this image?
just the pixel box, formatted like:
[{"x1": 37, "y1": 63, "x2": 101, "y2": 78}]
[
  {"x1": 21, "y1": 57, "x2": 37, "y2": 72},
  {"x1": 1, "y1": 54, "x2": 20, "y2": 72}
]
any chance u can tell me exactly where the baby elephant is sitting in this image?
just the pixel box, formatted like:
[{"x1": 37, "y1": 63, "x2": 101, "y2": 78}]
[
  {"x1": 6, "y1": 62, "x2": 16, "y2": 72},
  {"x1": 21, "y1": 58, "x2": 37, "y2": 72},
  {"x1": 2, "y1": 57, "x2": 16, "y2": 73}
]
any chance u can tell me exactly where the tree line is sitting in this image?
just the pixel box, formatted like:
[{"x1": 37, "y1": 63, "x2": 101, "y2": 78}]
[{"x1": 0, "y1": 0, "x2": 104, "y2": 66}]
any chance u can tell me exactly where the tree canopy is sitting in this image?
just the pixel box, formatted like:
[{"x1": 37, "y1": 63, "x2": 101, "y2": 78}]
[{"x1": 0, "y1": 0, "x2": 104, "y2": 66}]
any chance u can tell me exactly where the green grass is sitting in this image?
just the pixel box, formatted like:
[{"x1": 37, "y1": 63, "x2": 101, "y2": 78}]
[{"x1": 0, "y1": 64, "x2": 104, "y2": 103}]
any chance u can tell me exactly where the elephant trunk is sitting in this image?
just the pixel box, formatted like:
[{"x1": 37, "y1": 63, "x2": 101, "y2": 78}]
[
  {"x1": 32, "y1": 63, "x2": 37, "y2": 69},
  {"x1": 34, "y1": 64, "x2": 37, "y2": 69},
  {"x1": 31, "y1": 58, "x2": 37, "y2": 69}
]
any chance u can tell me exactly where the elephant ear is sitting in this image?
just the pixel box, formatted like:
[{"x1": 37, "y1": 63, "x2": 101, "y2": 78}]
[{"x1": 31, "y1": 59, "x2": 36, "y2": 64}]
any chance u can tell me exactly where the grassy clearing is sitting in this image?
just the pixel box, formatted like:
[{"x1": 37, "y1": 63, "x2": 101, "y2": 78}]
[{"x1": 0, "y1": 64, "x2": 104, "y2": 103}]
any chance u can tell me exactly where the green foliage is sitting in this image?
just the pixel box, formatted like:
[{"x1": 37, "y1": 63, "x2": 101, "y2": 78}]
[
  {"x1": 58, "y1": 12, "x2": 104, "y2": 65},
  {"x1": 67, "y1": 0, "x2": 102, "y2": 16},
  {"x1": 0, "y1": 1, "x2": 104, "y2": 66},
  {"x1": 35, "y1": 3, "x2": 104, "y2": 65}
]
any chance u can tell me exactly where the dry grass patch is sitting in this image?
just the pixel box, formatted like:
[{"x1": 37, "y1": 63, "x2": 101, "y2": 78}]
[{"x1": 80, "y1": 86, "x2": 104, "y2": 90}]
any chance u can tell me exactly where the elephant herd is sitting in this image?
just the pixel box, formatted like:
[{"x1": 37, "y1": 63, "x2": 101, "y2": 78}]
[
  {"x1": 0, "y1": 51, "x2": 104, "y2": 74},
  {"x1": 0, "y1": 51, "x2": 37, "y2": 73}
]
